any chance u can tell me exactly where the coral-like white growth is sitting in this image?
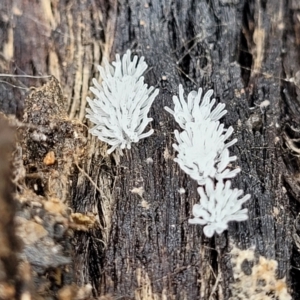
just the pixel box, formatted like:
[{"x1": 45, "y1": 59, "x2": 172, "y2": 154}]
[
  {"x1": 189, "y1": 179, "x2": 250, "y2": 237},
  {"x1": 164, "y1": 84, "x2": 227, "y2": 130},
  {"x1": 165, "y1": 85, "x2": 240, "y2": 184},
  {"x1": 166, "y1": 84, "x2": 250, "y2": 237},
  {"x1": 86, "y1": 50, "x2": 159, "y2": 154},
  {"x1": 173, "y1": 119, "x2": 240, "y2": 185}
]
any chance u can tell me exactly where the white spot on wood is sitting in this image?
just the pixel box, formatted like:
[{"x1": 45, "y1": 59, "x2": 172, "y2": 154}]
[
  {"x1": 131, "y1": 186, "x2": 144, "y2": 198},
  {"x1": 146, "y1": 157, "x2": 153, "y2": 164},
  {"x1": 164, "y1": 147, "x2": 171, "y2": 160},
  {"x1": 274, "y1": 136, "x2": 280, "y2": 144},
  {"x1": 178, "y1": 188, "x2": 185, "y2": 194},
  {"x1": 141, "y1": 199, "x2": 150, "y2": 209}
]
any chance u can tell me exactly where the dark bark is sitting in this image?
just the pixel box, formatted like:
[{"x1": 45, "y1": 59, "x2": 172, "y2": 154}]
[
  {"x1": 0, "y1": 0, "x2": 300, "y2": 299},
  {"x1": 0, "y1": 116, "x2": 19, "y2": 299}
]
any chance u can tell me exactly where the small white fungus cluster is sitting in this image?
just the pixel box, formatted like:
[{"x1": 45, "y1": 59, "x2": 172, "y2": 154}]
[
  {"x1": 86, "y1": 50, "x2": 159, "y2": 154},
  {"x1": 173, "y1": 120, "x2": 240, "y2": 185},
  {"x1": 165, "y1": 84, "x2": 227, "y2": 129},
  {"x1": 165, "y1": 85, "x2": 250, "y2": 237},
  {"x1": 86, "y1": 49, "x2": 250, "y2": 237},
  {"x1": 189, "y1": 179, "x2": 250, "y2": 238}
]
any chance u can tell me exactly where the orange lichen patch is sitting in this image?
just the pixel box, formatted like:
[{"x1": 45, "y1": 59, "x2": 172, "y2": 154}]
[
  {"x1": 43, "y1": 197, "x2": 67, "y2": 215},
  {"x1": 253, "y1": 256, "x2": 277, "y2": 278},
  {"x1": 230, "y1": 246, "x2": 292, "y2": 300},
  {"x1": 58, "y1": 285, "x2": 76, "y2": 300},
  {"x1": 43, "y1": 151, "x2": 56, "y2": 165},
  {"x1": 275, "y1": 279, "x2": 290, "y2": 298},
  {"x1": 0, "y1": 282, "x2": 15, "y2": 300},
  {"x1": 57, "y1": 283, "x2": 92, "y2": 300},
  {"x1": 70, "y1": 213, "x2": 97, "y2": 231},
  {"x1": 15, "y1": 217, "x2": 48, "y2": 245}
]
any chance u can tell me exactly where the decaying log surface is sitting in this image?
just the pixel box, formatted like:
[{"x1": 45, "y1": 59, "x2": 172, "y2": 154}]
[
  {"x1": 0, "y1": 0, "x2": 300, "y2": 299},
  {"x1": 0, "y1": 117, "x2": 19, "y2": 299}
]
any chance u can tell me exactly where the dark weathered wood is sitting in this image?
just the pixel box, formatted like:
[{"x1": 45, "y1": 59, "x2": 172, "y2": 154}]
[
  {"x1": 88, "y1": 0, "x2": 295, "y2": 298},
  {"x1": 0, "y1": 116, "x2": 19, "y2": 299},
  {"x1": 1, "y1": 0, "x2": 300, "y2": 299}
]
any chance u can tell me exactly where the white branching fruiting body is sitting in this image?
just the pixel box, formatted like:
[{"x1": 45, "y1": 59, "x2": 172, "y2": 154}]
[
  {"x1": 189, "y1": 179, "x2": 250, "y2": 238},
  {"x1": 165, "y1": 84, "x2": 241, "y2": 185},
  {"x1": 164, "y1": 84, "x2": 228, "y2": 130},
  {"x1": 86, "y1": 50, "x2": 159, "y2": 154},
  {"x1": 173, "y1": 120, "x2": 240, "y2": 185},
  {"x1": 165, "y1": 84, "x2": 250, "y2": 237}
]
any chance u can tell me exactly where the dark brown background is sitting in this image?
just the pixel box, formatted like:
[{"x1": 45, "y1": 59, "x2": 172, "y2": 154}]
[{"x1": 1, "y1": 0, "x2": 300, "y2": 299}]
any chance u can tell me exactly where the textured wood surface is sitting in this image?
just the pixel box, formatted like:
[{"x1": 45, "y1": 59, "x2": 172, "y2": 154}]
[
  {"x1": 0, "y1": 0, "x2": 300, "y2": 299},
  {"x1": 0, "y1": 116, "x2": 19, "y2": 299}
]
